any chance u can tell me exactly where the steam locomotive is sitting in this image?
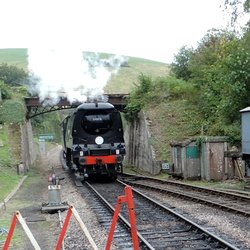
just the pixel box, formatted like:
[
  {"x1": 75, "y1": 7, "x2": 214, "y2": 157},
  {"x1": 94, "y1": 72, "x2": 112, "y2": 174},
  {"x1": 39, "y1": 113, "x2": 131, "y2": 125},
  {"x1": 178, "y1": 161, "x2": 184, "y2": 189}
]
[{"x1": 61, "y1": 102, "x2": 126, "y2": 180}]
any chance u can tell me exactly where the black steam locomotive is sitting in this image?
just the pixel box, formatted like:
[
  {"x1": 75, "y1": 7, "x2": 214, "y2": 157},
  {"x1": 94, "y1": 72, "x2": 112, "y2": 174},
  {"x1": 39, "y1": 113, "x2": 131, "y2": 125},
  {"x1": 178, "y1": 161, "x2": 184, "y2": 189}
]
[{"x1": 61, "y1": 102, "x2": 126, "y2": 180}]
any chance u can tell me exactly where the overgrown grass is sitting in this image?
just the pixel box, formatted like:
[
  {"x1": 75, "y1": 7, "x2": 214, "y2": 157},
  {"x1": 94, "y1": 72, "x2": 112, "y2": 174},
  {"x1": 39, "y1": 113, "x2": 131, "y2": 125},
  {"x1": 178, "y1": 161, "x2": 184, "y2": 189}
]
[
  {"x1": 0, "y1": 125, "x2": 23, "y2": 201},
  {"x1": 0, "y1": 216, "x2": 25, "y2": 249},
  {"x1": 0, "y1": 125, "x2": 24, "y2": 247},
  {"x1": 0, "y1": 166, "x2": 23, "y2": 201},
  {"x1": 0, "y1": 125, "x2": 12, "y2": 167},
  {"x1": 147, "y1": 99, "x2": 203, "y2": 161}
]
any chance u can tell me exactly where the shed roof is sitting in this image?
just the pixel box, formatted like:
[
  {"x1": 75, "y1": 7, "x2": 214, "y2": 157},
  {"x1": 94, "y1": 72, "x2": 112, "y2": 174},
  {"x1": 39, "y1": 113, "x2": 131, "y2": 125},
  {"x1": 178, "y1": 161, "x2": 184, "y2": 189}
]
[{"x1": 240, "y1": 106, "x2": 250, "y2": 113}]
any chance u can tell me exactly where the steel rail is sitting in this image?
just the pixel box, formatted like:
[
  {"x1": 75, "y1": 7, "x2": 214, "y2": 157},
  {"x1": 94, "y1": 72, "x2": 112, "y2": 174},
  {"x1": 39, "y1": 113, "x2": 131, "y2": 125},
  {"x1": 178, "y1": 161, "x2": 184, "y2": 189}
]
[
  {"x1": 117, "y1": 180, "x2": 240, "y2": 250},
  {"x1": 85, "y1": 181, "x2": 155, "y2": 250},
  {"x1": 123, "y1": 179, "x2": 250, "y2": 217},
  {"x1": 86, "y1": 180, "x2": 240, "y2": 249},
  {"x1": 120, "y1": 173, "x2": 250, "y2": 201}
]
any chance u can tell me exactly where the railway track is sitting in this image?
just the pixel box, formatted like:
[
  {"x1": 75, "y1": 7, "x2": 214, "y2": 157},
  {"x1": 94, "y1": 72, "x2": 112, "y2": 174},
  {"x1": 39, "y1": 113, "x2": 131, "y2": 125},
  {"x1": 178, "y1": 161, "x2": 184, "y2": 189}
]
[
  {"x1": 82, "y1": 179, "x2": 240, "y2": 249},
  {"x1": 119, "y1": 174, "x2": 250, "y2": 217},
  {"x1": 74, "y1": 180, "x2": 135, "y2": 249}
]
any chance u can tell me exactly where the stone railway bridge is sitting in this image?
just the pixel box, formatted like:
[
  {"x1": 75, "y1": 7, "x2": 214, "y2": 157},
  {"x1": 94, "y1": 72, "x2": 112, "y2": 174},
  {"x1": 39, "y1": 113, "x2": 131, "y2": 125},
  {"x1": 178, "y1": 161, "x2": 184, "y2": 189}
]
[
  {"x1": 23, "y1": 93, "x2": 160, "y2": 176},
  {"x1": 24, "y1": 93, "x2": 129, "y2": 118}
]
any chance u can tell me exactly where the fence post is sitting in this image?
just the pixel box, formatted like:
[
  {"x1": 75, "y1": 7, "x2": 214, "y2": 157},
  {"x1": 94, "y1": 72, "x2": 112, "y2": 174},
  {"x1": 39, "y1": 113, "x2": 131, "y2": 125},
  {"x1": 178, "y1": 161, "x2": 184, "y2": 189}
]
[
  {"x1": 71, "y1": 206, "x2": 98, "y2": 250},
  {"x1": 56, "y1": 205, "x2": 98, "y2": 250},
  {"x1": 106, "y1": 195, "x2": 126, "y2": 250},
  {"x1": 125, "y1": 186, "x2": 140, "y2": 250}
]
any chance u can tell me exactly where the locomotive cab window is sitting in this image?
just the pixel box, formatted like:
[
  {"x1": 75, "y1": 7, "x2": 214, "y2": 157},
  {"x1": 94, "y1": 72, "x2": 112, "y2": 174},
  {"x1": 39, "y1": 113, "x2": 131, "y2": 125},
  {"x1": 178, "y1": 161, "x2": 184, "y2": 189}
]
[{"x1": 82, "y1": 112, "x2": 113, "y2": 135}]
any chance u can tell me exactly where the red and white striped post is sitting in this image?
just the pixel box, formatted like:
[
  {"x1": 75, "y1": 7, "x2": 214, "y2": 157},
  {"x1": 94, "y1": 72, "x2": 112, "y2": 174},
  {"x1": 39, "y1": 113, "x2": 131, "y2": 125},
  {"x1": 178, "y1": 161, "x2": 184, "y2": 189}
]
[
  {"x1": 3, "y1": 211, "x2": 41, "y2": 250},
  {"x1": 56, "y1": 205, "x2": 98, "y2": 250},
  {"x1": 106, "y1": 186, "x2": 139, "y2": 250},
  {"x1": 3, "y1": 212, "x2": 18, "y2": 250}
]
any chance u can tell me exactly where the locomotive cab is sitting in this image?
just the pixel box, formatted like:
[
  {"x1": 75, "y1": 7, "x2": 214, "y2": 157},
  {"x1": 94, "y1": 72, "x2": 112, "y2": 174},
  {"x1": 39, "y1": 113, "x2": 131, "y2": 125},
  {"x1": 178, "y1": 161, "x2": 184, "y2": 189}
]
[{"x1": 62, "y1": 102, "x2": 125, "y2": 180}]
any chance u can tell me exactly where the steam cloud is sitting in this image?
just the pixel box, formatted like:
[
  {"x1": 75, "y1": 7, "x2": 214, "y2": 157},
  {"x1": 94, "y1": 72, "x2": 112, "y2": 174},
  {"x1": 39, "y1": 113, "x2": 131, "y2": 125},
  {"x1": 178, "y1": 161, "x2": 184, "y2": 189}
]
[{"x1": 27, "y1": 48, "x2": 128, "y2": 105}]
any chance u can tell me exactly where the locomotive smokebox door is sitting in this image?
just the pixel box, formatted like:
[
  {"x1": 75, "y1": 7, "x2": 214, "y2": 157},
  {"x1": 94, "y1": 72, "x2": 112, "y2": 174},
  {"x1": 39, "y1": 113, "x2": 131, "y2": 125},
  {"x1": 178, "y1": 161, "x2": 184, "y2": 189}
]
[{"x1": 241, "y1": 106, "x2": 250, "y2": 176}]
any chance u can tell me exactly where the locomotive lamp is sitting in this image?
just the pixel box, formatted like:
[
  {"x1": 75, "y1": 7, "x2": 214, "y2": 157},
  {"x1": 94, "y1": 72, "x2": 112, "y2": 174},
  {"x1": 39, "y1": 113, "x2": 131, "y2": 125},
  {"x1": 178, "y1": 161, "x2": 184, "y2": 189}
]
[
  {"x1": 95, "y1": 136, "x2": 104, "y2": 145},
  {"x1": 79, "y1": 157, "x2": 87, "y2": 165},
  {"x1": 116, "y1": 155, "x2": 123, "y2": 163}
]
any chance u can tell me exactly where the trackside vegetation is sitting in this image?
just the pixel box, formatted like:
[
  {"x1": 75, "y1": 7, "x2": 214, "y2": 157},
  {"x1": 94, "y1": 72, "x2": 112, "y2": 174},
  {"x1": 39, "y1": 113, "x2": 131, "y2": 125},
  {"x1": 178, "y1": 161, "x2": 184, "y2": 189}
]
[{"x1": 125, "y1": 25, "x2": 250, "y2": 157}]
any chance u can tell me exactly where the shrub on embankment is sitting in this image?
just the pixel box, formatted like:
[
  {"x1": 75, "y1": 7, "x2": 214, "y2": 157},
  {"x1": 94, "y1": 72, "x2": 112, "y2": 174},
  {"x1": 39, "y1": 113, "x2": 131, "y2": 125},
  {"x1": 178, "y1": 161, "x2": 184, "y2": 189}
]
[
  {"x1": 124, "y1": 28, "x2": 250, "y2": 161},
  {"x1": 124, "y1": 74, "x2": 204, "y2": 161},
  {"x1": 0, "y1": 61, "x2": 61, "y2": 198}
]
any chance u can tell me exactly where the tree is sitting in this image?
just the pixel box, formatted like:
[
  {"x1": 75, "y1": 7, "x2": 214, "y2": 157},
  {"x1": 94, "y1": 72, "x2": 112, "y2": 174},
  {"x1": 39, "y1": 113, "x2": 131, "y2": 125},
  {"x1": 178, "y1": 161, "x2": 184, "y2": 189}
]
[
  {"x1": 0, "y1": 99, "x2": 26, "y2": 124},
  {"x1": 0, "y1": 81, "x2": 12, "y2": 100},
  {"x1": 171, "y1": 46, "x2": 193, "y2": 81},
  {"x1": 170, "y1": 27, "x2": 250, "y2": 141},
  {"x1": 0, "y1": 63, "x2": 28, "y2": 86},
  {"x1": 224, "y1": 0, "x2": 250, "y2": 25},
  {"x1": 212, "y1": 30, "x2": 250, "y2": 121},
  {"x1": 31, "y1": 111, "x2": 62, "y2": 143}
]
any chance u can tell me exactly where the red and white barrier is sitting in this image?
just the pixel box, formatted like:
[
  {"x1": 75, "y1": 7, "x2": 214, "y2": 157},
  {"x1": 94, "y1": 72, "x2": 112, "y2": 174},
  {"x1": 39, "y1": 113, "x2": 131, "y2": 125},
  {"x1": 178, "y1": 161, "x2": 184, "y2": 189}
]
[
  {"x1": 3, "y1": 211, "x2": 41, "y2": 250},
  {"x1": 106, "y1": 186, "x2": 140, "y2": 250},
  {"x1": 3, "y1": 187, "x2": 139, "y2": 250}
]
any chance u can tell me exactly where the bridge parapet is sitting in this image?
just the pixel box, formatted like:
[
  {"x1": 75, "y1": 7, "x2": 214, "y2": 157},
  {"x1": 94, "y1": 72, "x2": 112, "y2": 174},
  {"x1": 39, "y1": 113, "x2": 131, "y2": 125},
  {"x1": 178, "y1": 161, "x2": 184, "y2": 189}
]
[{"x1": 25, "y1": 94, "x2": 129, "y2": 118}]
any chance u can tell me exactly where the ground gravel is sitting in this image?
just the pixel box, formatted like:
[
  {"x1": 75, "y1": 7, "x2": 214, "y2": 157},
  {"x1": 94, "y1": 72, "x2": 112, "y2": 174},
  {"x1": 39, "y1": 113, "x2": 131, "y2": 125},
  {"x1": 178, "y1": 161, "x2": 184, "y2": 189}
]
[
  {"x1": 41, "y1": 145, "x2": 112, "y2": 249},
  {"x1": 141, "y1": 188, "x2": 250, "y2": 249}
]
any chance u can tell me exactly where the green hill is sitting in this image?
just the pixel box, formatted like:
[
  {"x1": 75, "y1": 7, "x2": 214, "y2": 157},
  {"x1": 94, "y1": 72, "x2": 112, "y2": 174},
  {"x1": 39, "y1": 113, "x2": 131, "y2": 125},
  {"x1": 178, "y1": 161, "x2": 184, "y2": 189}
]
[
  {"x1": 0, "y1": 48, "x2": 28, "y2": 69},
  {"x1": 0, "y1": 48, "x2": 170, "y2": 94},
  {"x1": 105, "y1": 56, "x2": 170, "y2": 94}
]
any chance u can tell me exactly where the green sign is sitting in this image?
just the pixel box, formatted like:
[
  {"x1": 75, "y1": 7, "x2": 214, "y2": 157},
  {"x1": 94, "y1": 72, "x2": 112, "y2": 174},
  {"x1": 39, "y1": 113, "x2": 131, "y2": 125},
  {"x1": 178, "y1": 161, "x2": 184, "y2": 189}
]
[{"x1": 38, "y1": 134, "x2": 55, "y2": 140}]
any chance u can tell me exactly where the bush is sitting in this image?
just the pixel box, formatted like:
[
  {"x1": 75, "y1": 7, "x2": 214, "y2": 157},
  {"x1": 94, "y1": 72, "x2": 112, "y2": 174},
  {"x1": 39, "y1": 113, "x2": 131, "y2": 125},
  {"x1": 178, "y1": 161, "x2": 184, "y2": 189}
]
[
  {"x1": 125, "y1": 74, "x2": 197, "y2": 122},
  {"x1": 0, "y1": 81, "x2": 12, "y2": 100},
  {"x1": 0, "y1": 99, "x2": 27, "y2": 124}
]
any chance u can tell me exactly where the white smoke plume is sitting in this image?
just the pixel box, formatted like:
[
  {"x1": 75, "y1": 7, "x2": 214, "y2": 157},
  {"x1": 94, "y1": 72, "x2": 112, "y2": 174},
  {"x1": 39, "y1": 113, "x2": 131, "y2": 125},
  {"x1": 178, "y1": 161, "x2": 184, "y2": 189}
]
[{"x1": 27, "y1": 48, "x2": 128, "y2": 105}]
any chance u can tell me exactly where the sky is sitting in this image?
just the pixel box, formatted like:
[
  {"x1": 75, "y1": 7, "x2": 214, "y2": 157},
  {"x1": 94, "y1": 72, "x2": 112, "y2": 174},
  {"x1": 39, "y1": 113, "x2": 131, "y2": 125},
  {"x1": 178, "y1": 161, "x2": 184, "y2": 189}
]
[{"x1": 0, "y1": 0, "x2": 231, "y2": 64}]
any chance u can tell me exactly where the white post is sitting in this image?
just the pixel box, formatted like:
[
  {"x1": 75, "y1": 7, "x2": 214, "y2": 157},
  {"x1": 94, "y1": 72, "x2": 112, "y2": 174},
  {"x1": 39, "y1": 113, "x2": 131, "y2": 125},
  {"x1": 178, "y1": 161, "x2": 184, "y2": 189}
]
[{"x1": 16, "y1": 211, "x2": 41, "y2": 250}]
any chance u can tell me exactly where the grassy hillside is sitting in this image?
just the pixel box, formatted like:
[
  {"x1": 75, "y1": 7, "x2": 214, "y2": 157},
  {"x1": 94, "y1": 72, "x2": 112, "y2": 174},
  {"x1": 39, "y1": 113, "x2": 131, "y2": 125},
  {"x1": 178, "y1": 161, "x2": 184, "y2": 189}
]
[
  {"x1": 0, "y1": 48, "x2": 28, "y2": 69},
  {"x1": 104, "y1": 57, "x2": 170, "y2": 94},
  {"x1": 0, "y1": 48, "x2": 170, "y2": 94},
  {"x1": 146, "y1": 100, "x2": 202, "y2": 161},
  {"x1": 0, "y1": 125, "x2": 23, "y2": 200}
]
